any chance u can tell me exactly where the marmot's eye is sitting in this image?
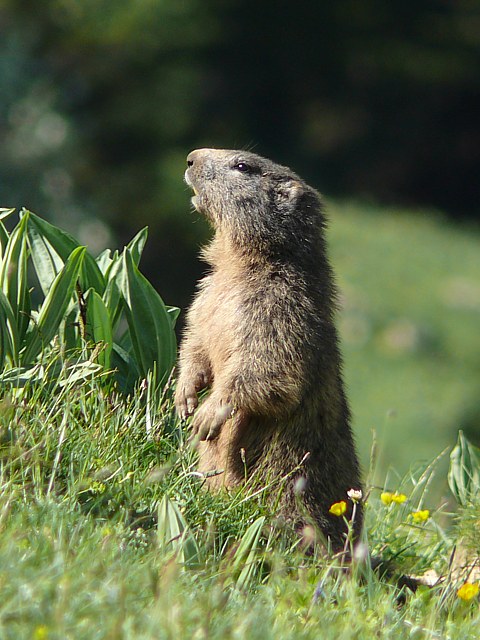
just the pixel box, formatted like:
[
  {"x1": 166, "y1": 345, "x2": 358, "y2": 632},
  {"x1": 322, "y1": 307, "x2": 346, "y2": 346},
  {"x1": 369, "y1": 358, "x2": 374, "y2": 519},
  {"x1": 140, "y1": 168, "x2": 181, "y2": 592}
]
[{"x1": 233, "y1": 162, "x2": 252, "y2": 173}]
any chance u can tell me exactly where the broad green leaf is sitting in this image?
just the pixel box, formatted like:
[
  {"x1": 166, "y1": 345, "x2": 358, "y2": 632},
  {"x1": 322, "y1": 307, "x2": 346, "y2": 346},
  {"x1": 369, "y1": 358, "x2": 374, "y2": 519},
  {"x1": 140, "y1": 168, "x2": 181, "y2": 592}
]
[
  {"x1": 25, "y1": 210, "x2": 105, "y2": 295},
  {"x1": 101, "y1": 229, "x2": 147, "y2": 330},
  {"x1": 24, "y1": 213, "x2": 66, "y2": 295},
  {"x1": 86, "y1": 289, "x2": 113, "y2": 369},
  {"x1": 102, "y1": 249, "x2": 120, "y2": 281},
  {"x1": 157, "y1": 495, "x2": 201, "y2": 568},
  {"x1": 95, "y1": 249, "x2": 113, "y2": 275},
  {"x1": 0, "y1": 209, "x2": 16, "y2": 263},
  {"x1": 448, "y1": 430, "x2": 480, "y2": 506},
  {"x1": 16, "y1": 227, "x2": 30, "y2": 343},
  {"x1": 126, "y1": 227, "x2": 148, "y2": 267},
  {"x1": 0, "y1": 222, "x2": 9, "y2": 259},
  {"x1": 0, "y1": 208, "x2": 15, "y2": 221},
  {"x1": 111, "y1": 342, "x2": 140, "y2": 393},
  {"x1": 0, "y1": 213, "x2": 30, "y2": 341},
  {"x1": 22, "y1": 246, "x2": 86, "y2": 364},
  {"x1": 230, "y1": 516, "x2": 265, "y2": 591},
  {"x1": 121, "y1": 249, "x2": 176, "y2": 387},
  {"x1": 101, "y1": 229, "x2": 147, "y2": 332},
  {"x1": 117, "y1": 328, "x2": 134, "y2": 351},
  {"x1": 61, "y1": 306, "x2": 82, "y2": 353},
  {"x1": 0, "y1": 290, "x2": 20, "y2": 368},
  {"x1": 167, "y1": 306, "x2": 181, "y2": 327},
  {"x1": 102, "y1": 229, "x2": 145, "y2": 284},
  {"x1": 0, "y1": 209, "x2": 15, "y2": 262},
  {"x1": 102, "y1": 257, "x2": 125, "y2": 332},
  {"x1": 0, "y1": 209, "x2": 16, "y2": 255}
]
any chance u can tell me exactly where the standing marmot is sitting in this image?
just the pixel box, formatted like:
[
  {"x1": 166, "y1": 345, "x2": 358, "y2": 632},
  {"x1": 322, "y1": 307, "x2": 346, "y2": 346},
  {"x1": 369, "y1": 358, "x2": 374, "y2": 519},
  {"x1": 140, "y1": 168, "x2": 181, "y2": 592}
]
[{"x1": 175, "y1": 148, "x2": 362, "y2": 550}]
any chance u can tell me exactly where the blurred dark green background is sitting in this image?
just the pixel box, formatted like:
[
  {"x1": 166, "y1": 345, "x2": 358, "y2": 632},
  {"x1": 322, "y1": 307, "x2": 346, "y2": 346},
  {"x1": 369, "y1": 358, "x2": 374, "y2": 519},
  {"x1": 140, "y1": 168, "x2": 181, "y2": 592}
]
[{"x1": 1, "y1": 1, "x2": 480, "y2": 487}]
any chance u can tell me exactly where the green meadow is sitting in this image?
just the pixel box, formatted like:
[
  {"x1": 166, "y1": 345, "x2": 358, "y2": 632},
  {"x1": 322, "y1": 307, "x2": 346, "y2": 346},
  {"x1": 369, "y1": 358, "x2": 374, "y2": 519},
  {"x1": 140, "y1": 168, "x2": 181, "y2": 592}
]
[
  {"x1": 330, "y1": 201, "x2": 480, "y2": 492},
  {"x1": 0, "y1": 203, "x2": 480, "y2": 638}
]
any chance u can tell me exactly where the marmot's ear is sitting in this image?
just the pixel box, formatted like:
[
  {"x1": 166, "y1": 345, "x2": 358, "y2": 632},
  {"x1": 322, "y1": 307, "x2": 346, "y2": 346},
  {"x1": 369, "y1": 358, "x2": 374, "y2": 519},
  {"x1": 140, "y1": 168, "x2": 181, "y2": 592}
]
[{"x1": 276, "y1": 180, "x2": 304, "y2": 203}]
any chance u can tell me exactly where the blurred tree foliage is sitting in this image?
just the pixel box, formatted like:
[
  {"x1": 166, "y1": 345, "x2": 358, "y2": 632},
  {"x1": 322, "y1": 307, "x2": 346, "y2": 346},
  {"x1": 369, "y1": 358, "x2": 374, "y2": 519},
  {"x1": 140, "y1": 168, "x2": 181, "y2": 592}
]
[{"x1": 1, "y1": 0, "x2": 479, "y2": 308}]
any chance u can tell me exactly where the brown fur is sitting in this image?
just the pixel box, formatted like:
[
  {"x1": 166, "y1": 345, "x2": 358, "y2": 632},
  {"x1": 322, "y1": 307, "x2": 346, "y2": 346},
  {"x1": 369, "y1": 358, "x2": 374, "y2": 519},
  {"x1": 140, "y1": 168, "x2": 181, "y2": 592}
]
[{"x1": 175, "y1": 148, "x2": 362, "y2": 550}]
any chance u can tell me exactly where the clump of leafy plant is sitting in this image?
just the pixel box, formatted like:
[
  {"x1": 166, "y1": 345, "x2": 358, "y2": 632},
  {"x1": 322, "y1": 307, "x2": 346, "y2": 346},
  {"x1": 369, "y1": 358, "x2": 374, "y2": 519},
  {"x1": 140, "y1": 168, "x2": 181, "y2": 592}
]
[
  {"x1": 448, "y1": 431, "x2": 480, "y2": 562},
  {"x1": 0, "y1": 208, "x2": 177, "y2": 392}
]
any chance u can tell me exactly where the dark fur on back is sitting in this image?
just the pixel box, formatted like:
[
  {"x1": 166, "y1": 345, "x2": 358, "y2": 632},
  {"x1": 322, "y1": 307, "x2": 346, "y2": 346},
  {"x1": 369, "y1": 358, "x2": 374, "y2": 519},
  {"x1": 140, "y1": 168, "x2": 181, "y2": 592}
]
[{"x1": 175, "y1": 148, "x2": 362, "y2": 550}]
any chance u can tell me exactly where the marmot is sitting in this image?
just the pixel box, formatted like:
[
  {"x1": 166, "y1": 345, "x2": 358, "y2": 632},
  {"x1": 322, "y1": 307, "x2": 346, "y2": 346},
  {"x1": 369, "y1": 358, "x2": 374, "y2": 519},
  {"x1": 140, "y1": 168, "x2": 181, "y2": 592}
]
[{"x1": 175, "y1": 148, "x2": 362, "y2": 551}]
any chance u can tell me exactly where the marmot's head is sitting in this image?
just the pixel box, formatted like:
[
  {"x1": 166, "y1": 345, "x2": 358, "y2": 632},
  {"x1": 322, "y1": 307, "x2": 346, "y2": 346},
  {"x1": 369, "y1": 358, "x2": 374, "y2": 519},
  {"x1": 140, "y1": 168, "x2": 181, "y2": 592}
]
[{"x1": 185, "y1": 148, "x2": 325, "y2": 259}]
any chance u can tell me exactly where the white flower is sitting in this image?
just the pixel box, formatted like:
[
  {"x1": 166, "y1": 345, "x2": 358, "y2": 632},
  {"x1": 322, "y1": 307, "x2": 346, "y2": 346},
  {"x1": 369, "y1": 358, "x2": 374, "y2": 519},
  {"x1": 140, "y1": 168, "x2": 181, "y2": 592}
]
[{"x1": 347, "y1": 488, "x2": 363, "y2": 502}]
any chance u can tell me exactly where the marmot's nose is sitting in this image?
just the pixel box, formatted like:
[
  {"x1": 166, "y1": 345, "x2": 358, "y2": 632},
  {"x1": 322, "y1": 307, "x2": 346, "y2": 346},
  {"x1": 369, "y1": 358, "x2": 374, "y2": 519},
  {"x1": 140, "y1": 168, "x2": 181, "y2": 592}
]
[
  {"x1": 187, "y1": 148, "x2": 218, "y2": 167},
  {"x1": 187, "y1": 149, "x2": 202, "y2": 167}
]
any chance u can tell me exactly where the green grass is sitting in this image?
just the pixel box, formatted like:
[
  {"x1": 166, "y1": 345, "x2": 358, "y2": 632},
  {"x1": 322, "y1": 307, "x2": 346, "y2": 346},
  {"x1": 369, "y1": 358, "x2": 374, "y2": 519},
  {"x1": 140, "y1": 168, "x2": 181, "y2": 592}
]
[
  {"x1": 0, "y1": 352, "x2": 479, "y2": 638},
  {"x1": 1, "y1": 201, "x2": 480, "y2": 638}
]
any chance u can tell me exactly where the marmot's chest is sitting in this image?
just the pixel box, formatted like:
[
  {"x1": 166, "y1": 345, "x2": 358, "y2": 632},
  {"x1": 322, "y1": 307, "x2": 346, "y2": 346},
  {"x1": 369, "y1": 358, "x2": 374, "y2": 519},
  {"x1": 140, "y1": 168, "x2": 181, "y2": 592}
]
[{"x1": 196, "y1": 272, "x2": 258, "y2": 366}]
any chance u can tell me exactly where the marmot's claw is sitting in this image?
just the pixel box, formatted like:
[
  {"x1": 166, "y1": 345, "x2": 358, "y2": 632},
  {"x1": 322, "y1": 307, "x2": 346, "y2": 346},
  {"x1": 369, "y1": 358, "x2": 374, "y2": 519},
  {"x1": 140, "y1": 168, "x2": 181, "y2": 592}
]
[
  {"x1": 203, "y1": 422, "x2": 222, "y2": 442},
  {"x1": 190, "y1": 401, "x2": 234, "y2": 442},
  {"x1": 186, "y1": 398, "x2": 197, "y2": 416},
  {"x1": 175, "y1": 371, "x2": 211, "y2": 421},
  {"x1": 194, "y1": 415, "x2": 222, "y2": 442},
  {"x1": 186, "y1": 430, "x2": 200, "y2": 446},
  {"x1": 174, "y1": 381, "x2": 198, "y2": 420}
]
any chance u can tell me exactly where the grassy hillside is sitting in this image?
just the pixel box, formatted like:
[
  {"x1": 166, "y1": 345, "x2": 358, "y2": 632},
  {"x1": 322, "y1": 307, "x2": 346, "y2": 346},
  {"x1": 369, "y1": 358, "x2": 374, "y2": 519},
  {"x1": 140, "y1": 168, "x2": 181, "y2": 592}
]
[
  {"x1": 329, "y1": 202, "x2": 480, "y2": 490},
  {"x1": 1, "y1": 202, "x2": 480, "y2": 638},
  {"x1": 1, "y1": 359, "x2": 480, "y2": 638}
]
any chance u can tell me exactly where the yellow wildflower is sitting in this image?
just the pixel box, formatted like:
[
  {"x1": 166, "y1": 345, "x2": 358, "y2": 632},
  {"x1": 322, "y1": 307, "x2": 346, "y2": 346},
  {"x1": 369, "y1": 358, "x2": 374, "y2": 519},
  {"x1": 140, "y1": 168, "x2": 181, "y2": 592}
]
[
  {"x1": 381, "y1": 492, "x2": 407, "y2": 506},
  {"x1": 90, "y1": 481, "x2": 106, "y2": 494},
  {"x1": 410, "y1": 509, "x2": 430, "y2": 523},
  {"x1": 329, "y1": 500, "x2": 347, "y2": 517},
  {"x1": 33, "y1": 626, "x2": 49, "y2": 640},
  {"x1": 457, "y1": 582, "x2": 479, "y2": 601}
]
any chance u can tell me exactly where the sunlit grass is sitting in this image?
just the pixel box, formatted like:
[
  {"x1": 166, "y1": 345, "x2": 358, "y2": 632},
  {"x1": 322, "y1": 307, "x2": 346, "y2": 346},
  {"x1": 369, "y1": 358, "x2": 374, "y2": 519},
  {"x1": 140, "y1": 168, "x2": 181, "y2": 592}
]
[
  {"x1": 1, "y1": 202, "x2": 480, "y2": 638},
  {"x1": 0, "y1": 355, "x2": 479, "y2": 639}
]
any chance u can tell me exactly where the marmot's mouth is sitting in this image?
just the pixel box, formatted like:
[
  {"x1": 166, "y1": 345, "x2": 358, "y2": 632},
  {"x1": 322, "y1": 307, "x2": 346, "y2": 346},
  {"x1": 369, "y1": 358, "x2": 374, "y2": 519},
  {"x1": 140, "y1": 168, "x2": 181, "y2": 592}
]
[
  {"x1": 189, "y1": 186, "x2": 200, "y2": 210},
  {"x1": 185, "y1": 169, "x2": 202, "y2": 210}
]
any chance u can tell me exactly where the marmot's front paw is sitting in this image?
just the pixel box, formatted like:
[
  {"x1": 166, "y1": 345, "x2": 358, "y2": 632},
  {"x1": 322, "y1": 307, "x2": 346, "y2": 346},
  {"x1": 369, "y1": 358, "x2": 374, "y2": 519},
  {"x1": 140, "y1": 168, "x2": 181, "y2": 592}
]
[
  {"x1": 175, "y1": 381, "x2": 198, "y2": 421},
  {"x1": 190, "y1": 400, "x2": 235, "y2": 442},
  {"x1": 175, "y1": 371, "x2": 210, "y2": 421}
]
